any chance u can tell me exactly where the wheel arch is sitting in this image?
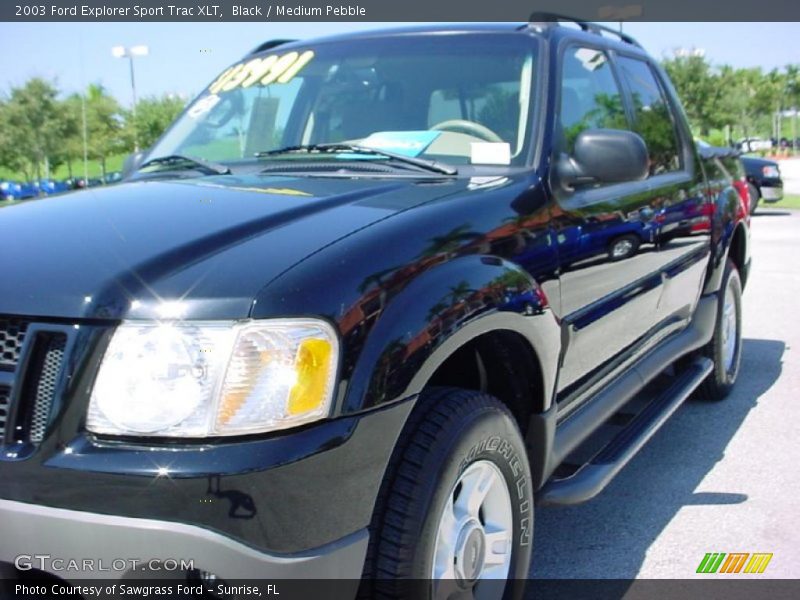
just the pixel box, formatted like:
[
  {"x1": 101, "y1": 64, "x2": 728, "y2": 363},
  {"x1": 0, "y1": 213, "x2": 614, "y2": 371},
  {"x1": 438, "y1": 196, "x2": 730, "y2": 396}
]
[
  {"x1": 340, "y1": 255, "x2": 561, "y2": 417},
  {"x1": 703, "y1": 187, "x2": 750, "y2": 295},
  {"x1": 728, "y1": 221, "x2": 748, "y2": 285}
]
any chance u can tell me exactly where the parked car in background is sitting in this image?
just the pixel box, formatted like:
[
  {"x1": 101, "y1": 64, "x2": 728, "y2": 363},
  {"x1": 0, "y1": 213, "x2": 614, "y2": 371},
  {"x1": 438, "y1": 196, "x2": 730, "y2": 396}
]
[
  {"x1": 104, "y1": 171, "x2": 123, "y2": 185},
  {"x1": 556, "y1": 211, "x2": 659, "y2": 266},
  {"x1": 741, "y1": 155, "x2": 783, "y2": 213},
  {"x1": 72, "y1": 177, "x2": 104, "y2": 190},
  {"x1": 737, "y1": 137, "x2": 773, "y2": 153},
  {"x1": 0, "y1": 180, "x2": 37, "y2": 201},
  {"x1": 696, "y1": 141, "x2": 751, "y2": 218},
  {"x1": 36, "y1": 179, "x2": 72, "y2": 196}
]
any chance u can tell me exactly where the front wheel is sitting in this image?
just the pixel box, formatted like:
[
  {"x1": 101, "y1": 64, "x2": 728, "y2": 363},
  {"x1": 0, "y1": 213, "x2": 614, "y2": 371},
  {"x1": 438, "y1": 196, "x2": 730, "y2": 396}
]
[
  {"x1": 362, "y1": 388, "x2": 533, "y2": 599},
  {"x1": 697, "y1": 258, "x2": 743, "y2": 400},
  {"x1": 608, "y1": 234, "x2": 640, "y2": 261}
]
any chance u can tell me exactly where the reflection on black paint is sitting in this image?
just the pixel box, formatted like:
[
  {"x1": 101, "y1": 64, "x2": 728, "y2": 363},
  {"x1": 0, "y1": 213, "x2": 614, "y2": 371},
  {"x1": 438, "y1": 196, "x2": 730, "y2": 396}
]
[
  {"x1": 206, "y1": 474, "x2": 257, "y2": 519},
  {"x1": 551, "y1": 144, "x2": 711, "y2": 392},
  {"x1": 336, "y1": 184, "x2": 557, "y2": 405}
]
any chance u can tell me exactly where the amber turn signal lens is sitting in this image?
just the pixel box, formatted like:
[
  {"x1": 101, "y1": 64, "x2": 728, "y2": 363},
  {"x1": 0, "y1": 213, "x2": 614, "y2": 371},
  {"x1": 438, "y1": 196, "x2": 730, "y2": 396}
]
[{"x1": 287, "y1": 339, "x2": 333, "y2": 416}]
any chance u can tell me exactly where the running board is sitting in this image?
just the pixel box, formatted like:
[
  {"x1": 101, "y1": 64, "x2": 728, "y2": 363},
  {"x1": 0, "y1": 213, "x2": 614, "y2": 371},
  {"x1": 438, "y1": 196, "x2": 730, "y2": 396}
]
[{"x1": 539, "y1": 357, "x2": 713, "y2": 506}]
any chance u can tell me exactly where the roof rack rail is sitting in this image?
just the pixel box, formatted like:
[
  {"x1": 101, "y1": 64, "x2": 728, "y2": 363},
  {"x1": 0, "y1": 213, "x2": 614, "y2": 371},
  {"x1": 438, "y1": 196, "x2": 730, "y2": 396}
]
[
  {"x1": 248, "y1": 39, "x2": 297, "y2": 55},
  {"x1": 528, "y1": 12, "x2": 642, "y2": 48}
]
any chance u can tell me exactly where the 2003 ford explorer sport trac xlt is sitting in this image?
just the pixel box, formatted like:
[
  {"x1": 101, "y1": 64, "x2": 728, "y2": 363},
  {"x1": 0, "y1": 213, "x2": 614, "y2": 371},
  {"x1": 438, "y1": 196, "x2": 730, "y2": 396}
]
[{"x1": 0, "y1": 15, "x2": 749, "y2": 599}]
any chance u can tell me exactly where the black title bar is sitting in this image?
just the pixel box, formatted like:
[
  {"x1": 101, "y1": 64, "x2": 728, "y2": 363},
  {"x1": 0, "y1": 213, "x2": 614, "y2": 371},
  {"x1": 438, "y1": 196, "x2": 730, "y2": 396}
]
[{"x1": 3, "y1": 0, "x2": 800, "y2": 22}]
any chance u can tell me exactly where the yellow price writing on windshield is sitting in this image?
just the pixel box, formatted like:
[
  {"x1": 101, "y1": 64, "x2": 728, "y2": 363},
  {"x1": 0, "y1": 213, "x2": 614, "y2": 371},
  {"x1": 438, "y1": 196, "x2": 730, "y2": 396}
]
[{"x1": 209, "y1": 51, "x2": 315, "y2": 94}]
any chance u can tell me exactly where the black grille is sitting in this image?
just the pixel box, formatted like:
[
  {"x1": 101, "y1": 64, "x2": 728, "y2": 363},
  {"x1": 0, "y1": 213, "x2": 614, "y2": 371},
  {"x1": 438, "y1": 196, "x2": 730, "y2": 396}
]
[
  {"x1": 28, "y1": 335, "x2": 67, "y2": 443},
  {"x1": 0, "y1": 317, "x2": 30, "y2": 368},
  {"x1": 0, "y1": 387, "x2": 9, "y2": 439},
  {"x1": 0, "y1": 316, "x2": 70, "y2": 447}
]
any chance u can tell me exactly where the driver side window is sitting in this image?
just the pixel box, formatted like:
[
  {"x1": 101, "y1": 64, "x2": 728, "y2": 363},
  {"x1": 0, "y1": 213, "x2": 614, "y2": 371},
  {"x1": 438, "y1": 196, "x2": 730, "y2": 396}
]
[{"x1": 558, "y1": 47, "x2": 628, "y2": 155}]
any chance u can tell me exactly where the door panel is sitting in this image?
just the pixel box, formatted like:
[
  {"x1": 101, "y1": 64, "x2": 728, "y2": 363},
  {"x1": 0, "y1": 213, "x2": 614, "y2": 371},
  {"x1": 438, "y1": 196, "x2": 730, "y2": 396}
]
[
  {"x1": 551, "y1": 47, "x2": 708, "y2": 398},
  {"x1": 552, "y1": 189, "x2": 665, "y2": 390},
  {"x1": 615, "y1": 56, "x2": 711, "y2": 329},
  {"x1": 551, "y1": 45, "x2": 665, "y2": 391}
]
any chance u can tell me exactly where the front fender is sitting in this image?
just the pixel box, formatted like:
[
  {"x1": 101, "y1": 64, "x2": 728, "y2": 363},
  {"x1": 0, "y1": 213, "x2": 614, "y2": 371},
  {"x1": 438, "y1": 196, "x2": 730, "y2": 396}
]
[
  {"x1": 342, "y1": 255, "x2": 561, "y2": 414},
  {"x1": 702, "y1": 183, "x2": 748, "y2": 295}
]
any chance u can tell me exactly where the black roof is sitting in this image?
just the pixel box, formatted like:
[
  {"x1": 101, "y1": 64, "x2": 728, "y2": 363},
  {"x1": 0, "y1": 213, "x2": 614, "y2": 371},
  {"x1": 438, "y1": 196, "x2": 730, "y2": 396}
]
[{"x1": 249, "y1": 21, "x2": 648, "y2": 58}]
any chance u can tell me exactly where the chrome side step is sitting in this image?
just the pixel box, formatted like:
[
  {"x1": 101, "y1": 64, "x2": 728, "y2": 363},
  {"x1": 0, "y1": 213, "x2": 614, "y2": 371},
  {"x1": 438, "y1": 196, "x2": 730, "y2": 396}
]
[{"x1": 539, "y1": 357, "x2": 713, "y2": 506}]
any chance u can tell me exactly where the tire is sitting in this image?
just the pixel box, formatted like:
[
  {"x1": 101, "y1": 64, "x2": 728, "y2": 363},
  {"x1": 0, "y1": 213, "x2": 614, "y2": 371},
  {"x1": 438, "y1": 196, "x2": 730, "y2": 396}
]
[
  {"x1": 608, "y1": 234, "x2": 640, "y2": 261},
  {"x1": 748, "y1": 183, "x2": 760, "y2": 215},
  {"x1": 697, "y1": 259, "x2": 743, "y2": 400},
  {"x1": 361, "y1": 388, "x2": 533, "y2": 600}
]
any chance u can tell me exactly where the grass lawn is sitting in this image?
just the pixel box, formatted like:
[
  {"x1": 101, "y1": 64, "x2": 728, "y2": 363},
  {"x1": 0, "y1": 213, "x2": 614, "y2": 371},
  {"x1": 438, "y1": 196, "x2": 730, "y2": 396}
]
[
  {"x1": 0, "y1": 199, "x2": 20, "y2": 209},
  {"x1": 777, "y1": 194, "x2": 800, "y2": 210},
  {"x1": 0, "y1": 153, "x2": 127, "y2": 182}
]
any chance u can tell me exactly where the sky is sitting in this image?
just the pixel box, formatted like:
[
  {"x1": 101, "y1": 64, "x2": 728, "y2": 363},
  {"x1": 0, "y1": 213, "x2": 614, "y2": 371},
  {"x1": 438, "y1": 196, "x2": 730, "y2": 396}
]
[{"x1": 0, "y1": 21, "x2": 798, "y2": 107}]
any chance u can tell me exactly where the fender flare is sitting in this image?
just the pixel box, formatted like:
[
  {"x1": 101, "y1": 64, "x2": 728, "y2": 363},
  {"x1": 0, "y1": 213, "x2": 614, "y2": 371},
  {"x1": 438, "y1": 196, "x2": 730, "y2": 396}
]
[
  {"x1": 340, "y1": 254, "x2": 561, "y2": 416},
  {"x1": 702, "y1": 185, "x2": 748, "y2": 295}
]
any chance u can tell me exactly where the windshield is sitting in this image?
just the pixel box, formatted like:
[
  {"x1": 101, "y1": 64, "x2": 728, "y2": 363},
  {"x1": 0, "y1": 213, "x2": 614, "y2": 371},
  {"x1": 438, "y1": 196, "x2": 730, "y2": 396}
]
[{"x1": 148, "y1": 34, "x2": 538, "y2": 171}]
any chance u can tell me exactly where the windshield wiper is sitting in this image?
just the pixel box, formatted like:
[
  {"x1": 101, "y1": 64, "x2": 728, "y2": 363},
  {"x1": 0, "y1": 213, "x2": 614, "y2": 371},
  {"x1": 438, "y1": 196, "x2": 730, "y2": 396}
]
[
  {"x1": 256, "y1": 143, "x2": 457, "y2": 176},
  {"x1": 137, "y1": 154, "x2": 231, "y2": 176}
]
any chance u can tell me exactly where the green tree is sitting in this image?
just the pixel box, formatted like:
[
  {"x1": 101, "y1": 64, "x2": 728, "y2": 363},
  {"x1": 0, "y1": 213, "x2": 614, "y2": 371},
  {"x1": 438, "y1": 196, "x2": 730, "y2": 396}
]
[
  {"x1": 563, "y1": 92, "x2": 627, "y2": 152},
  {"x1": 54, "y1": 94, "x2": 85, "y2": 180},
  {"x1": 785, "y1": 65, "x2": 800, "y2": 150},
  {"x1": 662, "y1": 55, "x2": 720, "y2": 136},
  {"x1": 713, "y1": 65, "x2": 747, "y2": 141},
  {"x1": 123, "y1": 94, "x2": 186, "y2": 150},
  {"x1": 84, "y1": 83, "x2": 124, "y2": 176},
  {"x1": 0, "y1": 78, "x2": 66, "y2": 180},
  {"x1": 785, "y1": 65, "x2": 800, "y2": 110},
  {"x1": 0, "y1": 99, "x2": 31, "y2": 179},
  {"x1": 754, "y1": 69, "x2": 785, "y2": 136},
  {"x1": 663, "y1": 56, "x2": 800, "y2": 144},
  {"x1": 419, "y1": 224, "x2": 479, "y2": 258}
]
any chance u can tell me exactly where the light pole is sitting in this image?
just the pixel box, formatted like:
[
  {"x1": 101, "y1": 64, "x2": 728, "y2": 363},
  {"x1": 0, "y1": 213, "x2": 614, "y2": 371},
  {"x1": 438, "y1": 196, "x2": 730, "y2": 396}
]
[{"x1": 112, "y1": 44, "x2": 149, "y2": 151}]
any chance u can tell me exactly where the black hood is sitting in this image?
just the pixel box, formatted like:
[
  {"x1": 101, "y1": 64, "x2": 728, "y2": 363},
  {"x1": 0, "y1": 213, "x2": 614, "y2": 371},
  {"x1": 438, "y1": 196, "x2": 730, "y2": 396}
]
[{"x1": 0, "y1": 174, "x2": 462, "y2": 320}]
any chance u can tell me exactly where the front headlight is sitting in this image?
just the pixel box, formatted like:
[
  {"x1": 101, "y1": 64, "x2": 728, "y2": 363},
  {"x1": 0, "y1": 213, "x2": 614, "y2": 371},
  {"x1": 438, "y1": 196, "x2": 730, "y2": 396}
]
[
  {"x1": 87, "y1": 319, "x2": 338, "y2": 437},
  {"x1": 762, "y1": 165, "x2": 780, "y2": 178}
]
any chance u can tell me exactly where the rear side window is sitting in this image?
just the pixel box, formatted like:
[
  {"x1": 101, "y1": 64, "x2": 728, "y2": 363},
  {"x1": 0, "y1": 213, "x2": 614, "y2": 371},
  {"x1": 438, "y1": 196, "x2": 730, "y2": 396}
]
[
  {"x1": 558, "y1": 47, "x2": 627, "y2": 154},
  {"x1": 616, "y1": 57, "x2": 682, "y2": 176}
]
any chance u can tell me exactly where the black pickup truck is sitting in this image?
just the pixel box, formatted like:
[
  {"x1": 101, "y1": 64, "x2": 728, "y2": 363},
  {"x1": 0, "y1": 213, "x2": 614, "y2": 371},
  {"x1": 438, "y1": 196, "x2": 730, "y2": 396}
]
[
  {"x1": 741, "y1": 155, "x2": 783, "y2": 214},
  {"x1": 0, "y1": 16, "x2": 749, "y2": 597}
]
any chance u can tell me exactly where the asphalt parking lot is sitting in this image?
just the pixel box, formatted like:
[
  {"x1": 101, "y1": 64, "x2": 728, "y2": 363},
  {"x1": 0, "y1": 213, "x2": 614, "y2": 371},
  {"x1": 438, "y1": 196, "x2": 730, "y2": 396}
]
[{"x1": 531, "y1": 207, "x2": 800, "y2": 579}]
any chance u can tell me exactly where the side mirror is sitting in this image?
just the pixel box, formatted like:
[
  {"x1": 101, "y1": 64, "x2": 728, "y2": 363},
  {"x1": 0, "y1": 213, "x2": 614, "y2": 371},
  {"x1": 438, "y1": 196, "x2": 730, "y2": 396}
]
[
  {"x1": 121, "y1": 148, "x2": 149, "y2": 179},
  {"x1": 556, "y1": 129, "x2": 649, "y2": 188}
]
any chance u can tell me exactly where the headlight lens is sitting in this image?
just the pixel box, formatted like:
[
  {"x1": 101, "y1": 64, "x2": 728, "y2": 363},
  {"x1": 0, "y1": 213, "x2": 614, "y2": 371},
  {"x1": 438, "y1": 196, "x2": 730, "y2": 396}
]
[
  {"x1": 762, "y1": 165, "x2": 780, "y2": 178},
  {"x1": 87, "y1": 319, "x2": 338, "y2": 437}
]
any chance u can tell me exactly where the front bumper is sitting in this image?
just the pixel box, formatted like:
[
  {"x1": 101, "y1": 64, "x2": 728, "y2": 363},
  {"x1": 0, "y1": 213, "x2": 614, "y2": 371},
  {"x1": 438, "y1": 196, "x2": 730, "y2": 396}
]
[
  {"x1": 0, "y1": 499, "x2": 367, "y2": 582},
  {"x1": 760, "y1": 182, "x2": 783, "y2": 202},
  {"x1": 1, "y1": 317, "x2": 416, "y2": 568},
  {"x1": 1, "y1": 373, "x2": 414, "y2": 571}
]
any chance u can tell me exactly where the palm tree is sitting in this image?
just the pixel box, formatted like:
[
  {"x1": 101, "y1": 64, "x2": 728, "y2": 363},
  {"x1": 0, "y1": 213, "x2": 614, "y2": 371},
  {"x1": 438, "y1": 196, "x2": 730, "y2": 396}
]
[{"x1": 419, "y1": 224, "x2": 479, "y2": 259}]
